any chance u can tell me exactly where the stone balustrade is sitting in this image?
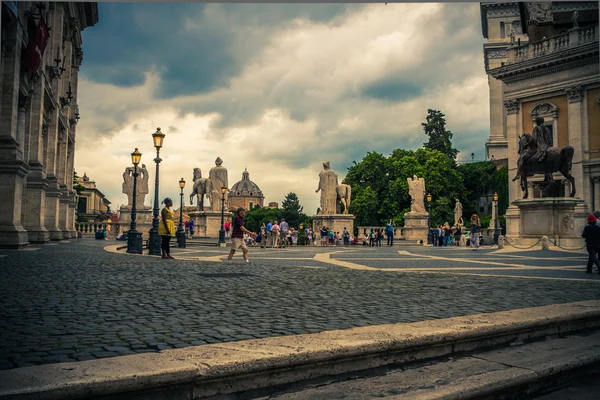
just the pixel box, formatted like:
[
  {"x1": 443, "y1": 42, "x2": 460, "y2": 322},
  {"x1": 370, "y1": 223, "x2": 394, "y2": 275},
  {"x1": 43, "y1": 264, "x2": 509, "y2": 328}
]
[
  {"x1": 507, "y1": 25, "x2": 598, "y2": 64},
  {"x1": 75, "y1": 222, "x2": 121, "y2": 237}
]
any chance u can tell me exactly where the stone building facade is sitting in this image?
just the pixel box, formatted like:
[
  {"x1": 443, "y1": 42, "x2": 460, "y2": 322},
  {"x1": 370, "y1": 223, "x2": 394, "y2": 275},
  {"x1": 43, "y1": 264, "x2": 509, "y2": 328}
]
[
  {"x1": 481, "y1": 2, "x2": 530, "y2": 161},
  {"x1": 0, "y1": 2, "x2": 99, "y2": 248},
  {"x1": 482, "y1": 1, "x2": 599, "y2": 236},
  {"x1": 75, "y1": 172, "x2": 111, "y2": 221},
  {"x1": 228, "y1": 168, "x2": 265, "y2": 210}
]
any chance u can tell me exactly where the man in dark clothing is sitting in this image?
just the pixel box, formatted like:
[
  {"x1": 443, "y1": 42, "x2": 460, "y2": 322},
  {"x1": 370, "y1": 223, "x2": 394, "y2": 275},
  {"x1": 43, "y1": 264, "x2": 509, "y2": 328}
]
[
  {"x1": 582, "y1": 213, "x2": 600, "y2": 274},
  {"x1": 227, "y1": 208, "x2": 256, "y2": 264}
]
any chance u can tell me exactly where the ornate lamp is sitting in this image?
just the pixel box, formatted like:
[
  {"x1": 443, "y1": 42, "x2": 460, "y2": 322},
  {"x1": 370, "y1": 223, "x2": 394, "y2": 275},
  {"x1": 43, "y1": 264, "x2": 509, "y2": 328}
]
[
  {"x1": 148, "y1": 127, "x2": 165, "y2": 255},
  {"x1": 493, "y1": 192, "x2": 500, "y2": 245},
  {"x1": 218, "y1": 186, "x2": 228, "y2": 246},
  {"x1": 426, "y1": 193, "x2": 433, "y2": 244},
  {"x1": 126, "y1": 148, "x2": 143, "y2": 254},
  {"x1": 176, "y1": 177, "x2": 186, "y2": 248}
]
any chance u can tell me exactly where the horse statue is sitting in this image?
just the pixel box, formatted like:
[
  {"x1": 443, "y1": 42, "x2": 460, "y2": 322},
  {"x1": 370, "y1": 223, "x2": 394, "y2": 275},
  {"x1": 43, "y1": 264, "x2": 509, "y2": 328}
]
[
  {"x1": 189, "y1": 168, "x2": 211, "y2": 211},
  {"x1": 336, "y1": 183, "x2": 352, "y2": 214},
  {"x1": 514, "y1": 133, "x2": 575, "y2": 199}
]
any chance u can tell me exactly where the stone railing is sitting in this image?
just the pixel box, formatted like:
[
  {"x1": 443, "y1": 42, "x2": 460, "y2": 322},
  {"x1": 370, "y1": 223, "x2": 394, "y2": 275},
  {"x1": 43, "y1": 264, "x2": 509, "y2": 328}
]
[
  {"x1": 507, "y1": 25, "x2": 598, "y2": 64},
  {"x1": 76, "y1": 222, "x2": 121, "y2": 237}
]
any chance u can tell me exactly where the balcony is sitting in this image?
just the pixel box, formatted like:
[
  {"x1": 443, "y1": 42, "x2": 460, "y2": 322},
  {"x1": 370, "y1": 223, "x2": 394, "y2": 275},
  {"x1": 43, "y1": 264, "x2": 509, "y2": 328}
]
[
  {"x1": 506, "y1": 25, "x2": 597, "y2": 64},
  {"x1": 490, "y1": 25, "x2": 599, "y2": 82}
]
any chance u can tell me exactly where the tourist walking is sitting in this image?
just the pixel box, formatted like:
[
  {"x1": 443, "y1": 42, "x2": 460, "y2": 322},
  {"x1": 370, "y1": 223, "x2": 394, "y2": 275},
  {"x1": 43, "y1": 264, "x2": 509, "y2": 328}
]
[
  {"x1": 470, "y1": 214, "x2": 481, "y2": 251},
  {"x1": 279, "y1": 218, "x2": 289, "y2": 248},
  {"x1": 266, "y1": 220, "x2": 273, "y2": 247},
  {"x1": 582, "y1": 213, "x2": 600, "y2": 274},
  {"x1": 188, "y1": 219, "x2": 195, "y2": 239},
  {"x1": 271, "y1": 221, "x2": 280, "y2": 248},
  {"x1": 385, "y1": 220, "x2": 394, "y2": 246},
  {"x1": 224, "y1": 218, "x2": 231, "y2": 239},
  {"x1": 158, "y1": 198, "x2": 176, "y2": 259},
  {"x1": 227, "y1": 208, "x2": 256, "y2": 264}
]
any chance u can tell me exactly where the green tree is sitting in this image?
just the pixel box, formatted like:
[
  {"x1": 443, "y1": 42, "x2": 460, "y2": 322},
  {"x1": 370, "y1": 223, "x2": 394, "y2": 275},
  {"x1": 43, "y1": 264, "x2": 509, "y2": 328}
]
[
  {"x1": 281, "y1": 192, "x2": 303, "y2": 228},
  {"x1": 422, "y1": 109, "x2": 458, "y2": 160}
]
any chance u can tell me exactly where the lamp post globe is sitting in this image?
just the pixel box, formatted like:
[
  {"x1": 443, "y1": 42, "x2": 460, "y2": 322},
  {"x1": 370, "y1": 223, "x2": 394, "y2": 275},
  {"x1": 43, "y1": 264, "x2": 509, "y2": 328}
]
[
  {"x1": 176, "y1": 177, "x2": 186, "y2": 248},
  {"x1": 127, "y1": 148, "x2": 143, "y2": 254},
  {"x1": 148, "y1": 128, "x2": 165, "y2": 255},
  {"x1": 218, "y1": 186, "x2": 227, "y2": 246}
]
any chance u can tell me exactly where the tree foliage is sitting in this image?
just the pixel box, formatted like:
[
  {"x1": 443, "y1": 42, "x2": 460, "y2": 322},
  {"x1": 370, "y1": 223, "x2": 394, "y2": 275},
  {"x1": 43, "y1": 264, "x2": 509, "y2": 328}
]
[
  {"x1": 344, "y1": 110, "x2": 509, "y2": 232},
  {"x1": 422, "y1": 109, "x2": 458, "y2": 160}
]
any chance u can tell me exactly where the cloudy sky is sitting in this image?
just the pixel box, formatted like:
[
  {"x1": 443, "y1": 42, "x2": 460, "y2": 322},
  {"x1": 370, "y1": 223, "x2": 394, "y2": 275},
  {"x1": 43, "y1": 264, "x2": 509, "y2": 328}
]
[{"x1": 75, "y1": 2, "x2": 490, "y2": 215}]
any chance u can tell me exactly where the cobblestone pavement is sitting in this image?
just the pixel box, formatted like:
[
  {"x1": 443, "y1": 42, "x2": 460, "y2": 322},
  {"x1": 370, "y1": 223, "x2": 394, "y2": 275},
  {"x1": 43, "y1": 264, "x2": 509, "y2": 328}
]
[{"x1": 0, "y1": 239, "x2": 598, "y2": 370}]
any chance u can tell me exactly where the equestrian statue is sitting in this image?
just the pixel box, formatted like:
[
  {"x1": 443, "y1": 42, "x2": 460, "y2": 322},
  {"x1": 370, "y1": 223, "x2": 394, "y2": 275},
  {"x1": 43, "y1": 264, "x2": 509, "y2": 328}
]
[
  {"x1": 189, "y1": 167, "x2": 211, "y2": 211},
  {"x1": 512, "y1": 117, "x2": 575, "y2": 199}
]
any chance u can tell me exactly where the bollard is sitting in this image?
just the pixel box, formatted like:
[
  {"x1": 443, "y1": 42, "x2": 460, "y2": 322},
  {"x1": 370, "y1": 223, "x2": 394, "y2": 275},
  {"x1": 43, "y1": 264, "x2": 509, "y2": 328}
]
[
  {"x1": 541, "y1": 235, "x2": 550, "y2": 250},
  {"x1": 498, "y1": 235, "x2": 505, "y2": 249}
]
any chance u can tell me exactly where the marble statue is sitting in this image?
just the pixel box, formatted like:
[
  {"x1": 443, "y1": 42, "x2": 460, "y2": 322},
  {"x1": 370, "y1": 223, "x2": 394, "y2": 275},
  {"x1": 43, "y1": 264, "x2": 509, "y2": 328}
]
[
  {"x1": 316, "y1": 161, "x2": 339, "y2": 215},
  {"x1": 208, "y1": 157, "x2": 229, "y2": 212},
  {"x1": 122, "y1": 164, "x2": 149, "y2": 208},
  {"x1": 336, "y1": 183, "x2": 352, "y2": 214},
  {"x1": 190, "y1": 167, "x2": 211, "y2": 211},
  {"x1": 454, "y1": 199, "x2": 463, "y2": 226},
  {"x1": 572, "y1": 11, "x2": 579, "y2": 29},
  {"x1": 137, "y1": 164, "x2": 149, "y2": 208},
  {"x1": 509, "y1": 30, "x2": 515, "y2": 46},
  {"x1": 526, "y1": 2, "x2": 553, "y2": 23},
  {"x1": 407, "y1": 175, "x2": 426, "y2": 214}
]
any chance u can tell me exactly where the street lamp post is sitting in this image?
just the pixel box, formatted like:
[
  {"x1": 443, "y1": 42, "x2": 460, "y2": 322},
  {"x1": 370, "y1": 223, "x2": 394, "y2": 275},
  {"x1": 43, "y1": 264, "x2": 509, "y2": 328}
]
[
  {"x1": 426, "y1": 193, "x2": 433, "y2": 245},
  {"x1": 176, "y1": 177, "x2": 186, "y2": 248},
  {"x1": 493, "y1": 192, "x2": 499, "y2": 245},
  {"x1": 127, "y1": 148, "x2": 143, "y2": 254},
  {"x1": 218, "y1": 186, "x2": 227, "y2": 247},
  {"x1": 148, "y1": 127, "x2": 165, "y2": 255}
]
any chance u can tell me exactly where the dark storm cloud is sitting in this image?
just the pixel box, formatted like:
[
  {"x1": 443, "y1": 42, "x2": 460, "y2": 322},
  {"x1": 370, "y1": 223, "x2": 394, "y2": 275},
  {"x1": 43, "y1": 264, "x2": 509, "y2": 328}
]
[
  {"x1": 81, "y1": 3, "x2": 356, "y2": 98},
  {"x1": 362, "y1": 78, "x2": 424, "y2": 102}
]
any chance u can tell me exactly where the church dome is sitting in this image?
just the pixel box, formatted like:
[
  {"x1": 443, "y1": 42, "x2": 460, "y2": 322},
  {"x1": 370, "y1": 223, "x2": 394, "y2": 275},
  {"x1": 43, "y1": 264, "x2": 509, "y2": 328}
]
[{"x1": 230, "y1": 168, "x2": 263, "y2": 197}]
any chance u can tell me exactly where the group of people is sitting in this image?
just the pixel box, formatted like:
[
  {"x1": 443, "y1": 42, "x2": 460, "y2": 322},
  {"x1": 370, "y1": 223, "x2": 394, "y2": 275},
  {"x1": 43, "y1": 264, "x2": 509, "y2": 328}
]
[
  {"x1": 431, "y1": 214, "x2": 482, "y2": 250},
  {"x1": 153, "y1": 198, "x2": 600, "y2": 269}
]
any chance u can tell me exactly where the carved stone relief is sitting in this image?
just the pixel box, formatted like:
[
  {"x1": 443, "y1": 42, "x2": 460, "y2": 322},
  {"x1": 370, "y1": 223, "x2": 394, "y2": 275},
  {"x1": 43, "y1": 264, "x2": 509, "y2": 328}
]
[
  {"x1": 503, "y1": 99, "x2": 520, "y2": 114},
  {"x1": 565, "y1": 85, "x2": 584, "y2": 103}
]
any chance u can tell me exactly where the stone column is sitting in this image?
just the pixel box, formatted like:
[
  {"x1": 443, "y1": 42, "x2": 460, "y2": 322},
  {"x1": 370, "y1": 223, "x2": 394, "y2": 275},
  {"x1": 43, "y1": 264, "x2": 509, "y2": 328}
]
[
  {"x1": 504, "y1": 99, "x2": 522, "y2": 238},
  {"x1": 44, "y1": 110, "x2": 63, "y2": 240},
  {"x1": 593, "y1": 177, "x2": 600, "y2": 212},
  {"x1": 566, "y1": 86, "x2": 589, "y2": 222},
  {"x1": 57, "y1": 128, "x2": 71, "y2": 238},
  {"x1": 566, "y1": 86, "x2": 586, "y2": 197},
  {"x1": 0, "y1": 13, "x2": 29, "y2": 247},
  {"x1": 21, "y1": 80, "x2": 51, "y2": 243}
]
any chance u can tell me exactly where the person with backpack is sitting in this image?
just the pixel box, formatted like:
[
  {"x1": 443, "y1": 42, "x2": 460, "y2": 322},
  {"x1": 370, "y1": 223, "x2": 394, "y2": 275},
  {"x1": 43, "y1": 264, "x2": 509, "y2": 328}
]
[
  {"x1": 582, "y1": 213, "x2": 600, "y2": 274},
  {"x1": 385, "y1": 220, "x2": 394, "y2": 246},
  {"x1": 341, "y1": 227, "x2": 348, "y2": 246}
]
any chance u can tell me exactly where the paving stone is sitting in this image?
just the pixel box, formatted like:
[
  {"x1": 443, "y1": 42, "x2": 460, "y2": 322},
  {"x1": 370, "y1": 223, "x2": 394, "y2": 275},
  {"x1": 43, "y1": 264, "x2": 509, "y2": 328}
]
[{"x1": 0, "y1": 241, "x2": 598, "y2": 370}]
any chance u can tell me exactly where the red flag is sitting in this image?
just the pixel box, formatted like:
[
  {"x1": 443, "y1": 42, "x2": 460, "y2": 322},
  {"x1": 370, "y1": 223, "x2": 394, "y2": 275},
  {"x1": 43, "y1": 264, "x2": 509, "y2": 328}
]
[{"x1": 22, "y1": 16, "x2": 49, "y2": 72}]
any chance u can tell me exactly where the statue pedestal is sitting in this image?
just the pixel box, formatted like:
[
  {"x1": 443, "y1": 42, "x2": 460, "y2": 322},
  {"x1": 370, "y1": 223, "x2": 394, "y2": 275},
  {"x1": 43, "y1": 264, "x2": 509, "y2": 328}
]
[
  {"x1": 513, "y1": 198, "x2": 585, "y2": 247},
  {"x1": 312, "y1": 214, "x2": 355, "y2": 239},
  {"x1": 118, "y1": 206, "x2": 154, "y2": 240},
  {"x1": 402, "y1": 212, "x2": 429, "y2": 243},
  {"x1": 188, "y1": 210, "x2": 233, "y2": 238}
]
